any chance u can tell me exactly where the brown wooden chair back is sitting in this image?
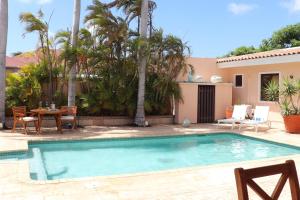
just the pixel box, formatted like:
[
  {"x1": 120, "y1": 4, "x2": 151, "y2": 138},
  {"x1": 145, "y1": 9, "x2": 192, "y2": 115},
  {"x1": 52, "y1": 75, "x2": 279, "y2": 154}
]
[
  {"x1": 60, "y1": 106, "x2": 77, "y2": 116},
  {"x1": 12, "y1": 106, "x2": 26, "y2": 119},
  {"x1": 234, "y1": 160, "x2": 300, "y2": 200}
]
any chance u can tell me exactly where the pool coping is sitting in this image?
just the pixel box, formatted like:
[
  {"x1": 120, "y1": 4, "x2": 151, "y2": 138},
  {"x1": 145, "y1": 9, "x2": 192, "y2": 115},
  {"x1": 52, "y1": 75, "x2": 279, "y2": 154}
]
[
  {"x1": 1, "y1": 131, "x2": 300, "y2": 184},
  {"x1": 2, "y1": 129, "x2": 300, "y2": 152},
  {"x1": 23, "y1": 154, "x2": 300, "y2": 184}
]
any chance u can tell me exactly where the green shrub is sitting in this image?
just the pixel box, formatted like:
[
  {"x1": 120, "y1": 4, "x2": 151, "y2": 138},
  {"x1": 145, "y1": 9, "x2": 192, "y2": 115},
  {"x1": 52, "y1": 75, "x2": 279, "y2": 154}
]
[
  {"x1": 6, "y1": 64, "x2": 42, "y2": 114},
  {"x1": 265, "y1": 77, "x2": 300, "y2": 116}
]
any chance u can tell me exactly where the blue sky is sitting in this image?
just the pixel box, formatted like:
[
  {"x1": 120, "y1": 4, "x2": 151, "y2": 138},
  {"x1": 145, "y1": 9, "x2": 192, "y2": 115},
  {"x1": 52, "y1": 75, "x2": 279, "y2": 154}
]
[{"x1": 7, "y1": 0, "x2": 300, "y2": 57}]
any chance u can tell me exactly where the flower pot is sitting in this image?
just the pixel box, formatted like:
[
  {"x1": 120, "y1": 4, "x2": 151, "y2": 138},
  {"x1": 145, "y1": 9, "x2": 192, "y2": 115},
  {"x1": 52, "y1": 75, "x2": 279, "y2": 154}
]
[
  {"x1": 225, "y1": 106, "x2": 233, "y2": 119},
  {"x1": 283, "y1": 115, "x2": 300, "y2": 133}
]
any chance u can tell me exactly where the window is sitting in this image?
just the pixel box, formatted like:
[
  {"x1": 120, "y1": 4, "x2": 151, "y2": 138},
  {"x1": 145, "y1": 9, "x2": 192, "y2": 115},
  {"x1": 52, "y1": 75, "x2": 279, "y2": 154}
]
[
  {"x1": 234, "y1": 75, "x2": 243, "y2": 87},
  {"x1": 260, "y1": 73, "x2": 279, "y2": 101}
]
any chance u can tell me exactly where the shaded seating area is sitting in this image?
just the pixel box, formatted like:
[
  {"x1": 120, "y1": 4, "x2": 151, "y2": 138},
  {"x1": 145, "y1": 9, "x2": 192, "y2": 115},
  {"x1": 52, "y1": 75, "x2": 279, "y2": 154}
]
[
  {"x1": 12, "y1": 106, "x2": 39, "y2": 134},
  {"x1": 11, "y1": 106, "x2": 77, "y2": 134},
  {"x1": 30, "y1": 108, "x2": 63, "y2": 134},
  {"x1": 60, "y1": 106, "x2": 77, "y2": 129},
  {"x1": 234, "y1": 160, "x2": 300, "y2": 200}
]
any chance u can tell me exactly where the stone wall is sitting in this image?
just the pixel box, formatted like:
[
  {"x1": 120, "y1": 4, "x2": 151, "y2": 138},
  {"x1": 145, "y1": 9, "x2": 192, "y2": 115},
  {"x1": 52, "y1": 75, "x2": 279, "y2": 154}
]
[{"x1": 6, "y1": 115, "x2": 174, "y2": 128}]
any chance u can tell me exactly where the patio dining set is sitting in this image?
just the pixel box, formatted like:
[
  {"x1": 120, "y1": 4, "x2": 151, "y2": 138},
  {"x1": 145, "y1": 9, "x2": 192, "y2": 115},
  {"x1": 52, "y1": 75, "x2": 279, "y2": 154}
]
[{"x1": 11, "y1": 106, "x2": 77, "y2": 134}]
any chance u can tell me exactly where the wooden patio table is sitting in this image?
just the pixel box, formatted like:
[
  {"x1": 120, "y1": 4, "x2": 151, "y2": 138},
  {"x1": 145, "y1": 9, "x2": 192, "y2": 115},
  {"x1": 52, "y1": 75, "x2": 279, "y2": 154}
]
[{"x1": 30, "y1": 108, "x2": 63, "y2": 134}]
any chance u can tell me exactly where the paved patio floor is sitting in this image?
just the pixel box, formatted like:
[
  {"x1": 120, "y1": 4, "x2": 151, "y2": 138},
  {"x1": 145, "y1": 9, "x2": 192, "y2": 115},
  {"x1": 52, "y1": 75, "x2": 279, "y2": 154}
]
[{"x1": 0, "y1": 122, "x2": 300, "y2": 199}]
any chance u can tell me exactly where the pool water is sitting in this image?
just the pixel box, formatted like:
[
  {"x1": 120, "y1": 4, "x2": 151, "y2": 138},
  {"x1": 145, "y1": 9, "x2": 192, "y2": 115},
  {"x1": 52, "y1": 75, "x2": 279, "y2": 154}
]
[{"x1": 1, "y1": 133, "x2": 300, "y2": 180}]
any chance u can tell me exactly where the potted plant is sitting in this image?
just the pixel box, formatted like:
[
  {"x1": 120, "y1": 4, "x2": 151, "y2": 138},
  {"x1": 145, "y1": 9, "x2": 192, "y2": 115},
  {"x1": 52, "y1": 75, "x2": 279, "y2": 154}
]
[
  {"x1": 265, "y1": 77, "x2": 300, "y2": 133},
  {"x1": 225, "y1": 106, "x2": 233, "y2": 119}
]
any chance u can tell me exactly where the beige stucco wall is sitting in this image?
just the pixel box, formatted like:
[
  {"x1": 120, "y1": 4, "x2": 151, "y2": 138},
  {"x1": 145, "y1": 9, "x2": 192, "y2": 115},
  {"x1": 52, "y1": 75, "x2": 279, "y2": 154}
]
[
  {"x1": 176, "y1": 57, "x2": 299, "y2": 126},
  {"x1": 224, "y1": 62, "x2": 300, "y2": 124},
  {"x1": 178, "y1": 57, "x2": 230, "y2": 82},
  {"x1": 175, "y1": 83, "x2": 198, "y2": 123},
  {"x1": 175, "y1": 83, "x2": 232, "y2": 124},
  {"x1": 215, "y1": 83, "x2": 233, "y2": 120}
]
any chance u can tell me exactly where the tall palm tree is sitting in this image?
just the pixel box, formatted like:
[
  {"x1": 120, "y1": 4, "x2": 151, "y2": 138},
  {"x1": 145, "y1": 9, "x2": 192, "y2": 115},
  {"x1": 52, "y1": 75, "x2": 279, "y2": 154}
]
[
  {"x1": 19, "y1": 10, "x2": 54, "y2": 103},
  {"x1": 68, "y1": 0, "x2": 81, "y2": 106},
  {"x1": 134, "y1": 0, "x2": 148, "y2": 126},
  {"x1": 85, "y1": 3, "x2": 128, "y2": 60},
  {"x1": 0, "y1": 0, "x2": 8, "y2": 128},
  {"x1": 104, "y1": 0, "x2": 156, "y2": 36}
]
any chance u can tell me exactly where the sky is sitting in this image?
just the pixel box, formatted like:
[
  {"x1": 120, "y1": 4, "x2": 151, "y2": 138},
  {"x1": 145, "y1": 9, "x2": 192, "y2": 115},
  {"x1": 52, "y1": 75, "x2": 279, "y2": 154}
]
[{"x1": 6, "y1": 0, "x2": 300, "y2": 58}]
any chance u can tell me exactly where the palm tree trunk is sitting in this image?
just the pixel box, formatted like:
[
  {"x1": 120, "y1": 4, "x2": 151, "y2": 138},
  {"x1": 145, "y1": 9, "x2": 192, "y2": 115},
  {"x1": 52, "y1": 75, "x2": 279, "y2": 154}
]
[
  {"x1": 137, "y1": 16, "x2": 140, "y2": 34},
  {"x1": 68, "y1": 0, "x2": 81, "y2": 106},
  {"x1": 134, "y1": 0, "x2": 148, "y2": 126},
  {"x1": 46, "y1": 32, "x2": 54, "y2": 103},
  {"x1": 0, "y1": 0, "x2": 8, "y2": 128}
]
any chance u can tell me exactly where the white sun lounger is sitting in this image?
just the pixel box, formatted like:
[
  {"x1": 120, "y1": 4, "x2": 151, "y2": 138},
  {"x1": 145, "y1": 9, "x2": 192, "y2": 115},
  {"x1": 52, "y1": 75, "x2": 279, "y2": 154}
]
[
  {"x1": 239, "y1": 106, "x2": 271, "y2": 132},
  {"x1": 218, "y1": 105, "x2": 247, "y2": 129}
]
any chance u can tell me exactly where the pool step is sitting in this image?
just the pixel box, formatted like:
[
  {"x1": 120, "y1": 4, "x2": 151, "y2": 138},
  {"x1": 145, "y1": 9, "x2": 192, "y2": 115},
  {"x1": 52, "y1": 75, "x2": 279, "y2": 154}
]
[{"x1": 30, "y1": 148, "x2": 47, "y2": 180}]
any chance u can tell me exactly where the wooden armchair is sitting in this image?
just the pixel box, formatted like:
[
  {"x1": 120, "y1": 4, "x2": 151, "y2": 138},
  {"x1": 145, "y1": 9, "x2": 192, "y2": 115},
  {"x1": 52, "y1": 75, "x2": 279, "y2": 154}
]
[
  {"x1": 12, "y1": 106, "x2": 39, "y2": 134},
  {"x1": 234, "y1": 160, "x2": 300, "y2": 200},
  {"x1": 60, "y1": 106, "x2": 77, "y2": 129}
]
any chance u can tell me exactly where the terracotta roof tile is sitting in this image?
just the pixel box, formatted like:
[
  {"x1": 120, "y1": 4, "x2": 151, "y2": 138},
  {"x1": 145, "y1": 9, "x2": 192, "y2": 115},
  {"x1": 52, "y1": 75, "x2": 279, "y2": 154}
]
[
  {"x1": 217, "y1": 47, "x2": 300, "y2": 63},
  {"x1": 5, "y1": 54, "x2": 39, "y2": 68}
]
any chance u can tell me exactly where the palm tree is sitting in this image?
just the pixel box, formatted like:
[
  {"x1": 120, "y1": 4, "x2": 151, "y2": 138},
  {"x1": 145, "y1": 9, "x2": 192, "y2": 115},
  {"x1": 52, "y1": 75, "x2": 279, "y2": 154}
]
[
  {"x1": 85, "y1": 1, "x2": 130, "y2": 62},
  {"x1": 148, "y1": 30, "x2": 192, "y2": 115},
  {"x1": 19, "y1": 10, "x2": 54, "y2": 103},
  {"x1": 104, "y1": 0, "x2": 156, "y2": 36},
  {"x1": 68, "y1": 0, "x2": 81, "y2": 106},
  {"x1": 134, "y1": 0, "x2": 148, "y2": 126},
  {"x1": 0, "y1": 0, "x2": 8, "y2": 128}
]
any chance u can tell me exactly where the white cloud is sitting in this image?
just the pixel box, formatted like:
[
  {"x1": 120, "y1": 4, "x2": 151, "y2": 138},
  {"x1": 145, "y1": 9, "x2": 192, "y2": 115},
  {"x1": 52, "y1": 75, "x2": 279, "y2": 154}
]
[
  {"x1": 228, "y1": 3, "x2": 256, "y2": 15},
  {"x1": 281, "y1": 0, "x2": 300, "y2": 13},
  {"x1": 18, "y1": 0, "x2": 53, "y2": 5}
]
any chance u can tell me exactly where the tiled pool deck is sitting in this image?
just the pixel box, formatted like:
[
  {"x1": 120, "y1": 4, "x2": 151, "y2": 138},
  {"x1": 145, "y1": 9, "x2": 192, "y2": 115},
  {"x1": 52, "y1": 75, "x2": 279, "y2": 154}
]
[{"x1": 1, "y1": 123, "x2": 300, "y2": 199}]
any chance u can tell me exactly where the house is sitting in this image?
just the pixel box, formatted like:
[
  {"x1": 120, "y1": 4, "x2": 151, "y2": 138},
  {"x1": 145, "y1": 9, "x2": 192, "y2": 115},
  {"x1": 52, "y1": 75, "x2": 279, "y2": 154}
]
[
  {"x1": 176, "y1": 47, "x2": 300, "y2": 125},
  {"x1": 5, "y1": 53, "x2": 39, "y2": 73}
]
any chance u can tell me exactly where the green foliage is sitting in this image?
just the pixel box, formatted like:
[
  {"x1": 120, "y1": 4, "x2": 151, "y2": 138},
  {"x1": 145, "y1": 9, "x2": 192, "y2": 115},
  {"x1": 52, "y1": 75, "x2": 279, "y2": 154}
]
[
  {"x1": 19, "y1": 10, "x2": 48, "y2": 35},
  {"x1": 8, "y1": 1, "x2": 190, "y2": 117},
  {"x1": 224, "y1": 23, "x2": 300, "y2": 57},
  {"x1": 224, "y1": 46, "x2": 257, "y2": 57},
  {"x1": 265, "y1": 23, "x2": 300, "y2": 49},
  {"x1": 264, "y1": 80, "x2": 279, "y2": 102},
  {"x1": 265, "y1": 77, "x2": 300, "y2": 116},
  {"x1": 69, "y1": 1, "x2": 190, "y2": 116},
  {"x1": 6, "y1": 64, "x2": 42, "y2": 112},
  {"x1": 20, "y1": 9, "x2": 59, "y2": 102}
]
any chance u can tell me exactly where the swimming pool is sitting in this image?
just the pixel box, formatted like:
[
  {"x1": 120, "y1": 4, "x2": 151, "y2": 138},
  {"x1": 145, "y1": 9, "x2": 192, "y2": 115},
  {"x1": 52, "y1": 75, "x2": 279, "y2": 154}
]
[{"x1": 1, "y1": 133, "x2": 300, "y2": 180}]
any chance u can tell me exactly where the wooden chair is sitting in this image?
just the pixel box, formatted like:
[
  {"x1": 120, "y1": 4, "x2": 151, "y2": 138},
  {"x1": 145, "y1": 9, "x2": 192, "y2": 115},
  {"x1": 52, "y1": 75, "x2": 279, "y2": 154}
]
[
  {"x1": 234, "y1": 160, "x2": 300, "y2": 200},
  {"x1": 12, "y1": 106, "x2": 39, "y2": 134},
  {"x1": 60, "y1": 106, "x2": 77, "y2": 129}
]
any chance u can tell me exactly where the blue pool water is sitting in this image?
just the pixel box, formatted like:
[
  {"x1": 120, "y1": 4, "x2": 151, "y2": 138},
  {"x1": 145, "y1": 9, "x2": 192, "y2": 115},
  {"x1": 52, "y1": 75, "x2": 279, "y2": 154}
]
[{"x1": 1, "y1": 133, "x2": 300, "y2": 180}]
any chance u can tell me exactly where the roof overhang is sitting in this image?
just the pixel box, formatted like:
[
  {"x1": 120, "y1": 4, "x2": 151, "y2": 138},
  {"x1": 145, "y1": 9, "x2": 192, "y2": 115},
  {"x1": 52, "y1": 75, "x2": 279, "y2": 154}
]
[
  {"x1": 217, "y1": 54, "x2": 300, "y2": 68},
  {"x1": 6, "y1": 65, "x2": 19, "y2": 69}
]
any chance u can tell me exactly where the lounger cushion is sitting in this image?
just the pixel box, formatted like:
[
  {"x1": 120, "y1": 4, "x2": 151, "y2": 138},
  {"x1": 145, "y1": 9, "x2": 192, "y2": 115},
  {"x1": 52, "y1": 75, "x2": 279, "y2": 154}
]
[
  {"x1": 241, "y1": 119, "x2": 266, "y2": 125},
  {"x1": 22, "y1": 117, "x2": 38, "y2": 122},
  {"x1": 61, "y1": 115, "x2": 75, "y2": 120},
  {"x1": 218, "y1": 118, "x2": 238, "y2": 123}
]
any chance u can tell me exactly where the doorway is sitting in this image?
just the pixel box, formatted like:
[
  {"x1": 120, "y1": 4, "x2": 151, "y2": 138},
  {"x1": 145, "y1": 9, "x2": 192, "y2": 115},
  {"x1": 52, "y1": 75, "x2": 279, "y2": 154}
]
[{"x1": 197, "y1": 85, "x2": 215, "y2": 123}]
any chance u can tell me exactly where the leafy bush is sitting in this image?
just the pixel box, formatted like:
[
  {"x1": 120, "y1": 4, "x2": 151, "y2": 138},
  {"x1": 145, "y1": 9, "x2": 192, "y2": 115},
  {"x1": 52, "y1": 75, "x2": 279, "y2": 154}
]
[
  {"x1": 265, "y1": 77, "x2": 300, "y2": 116},
  {"x1": 6, "y1": 64, "x2": 42, "y2": 113},
  {"x1": 224, "y1": 23, "x2": 300, "y2": 57},
  {"x1": 9, "y1": 2, "x2": 191, "y2": 117}
]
